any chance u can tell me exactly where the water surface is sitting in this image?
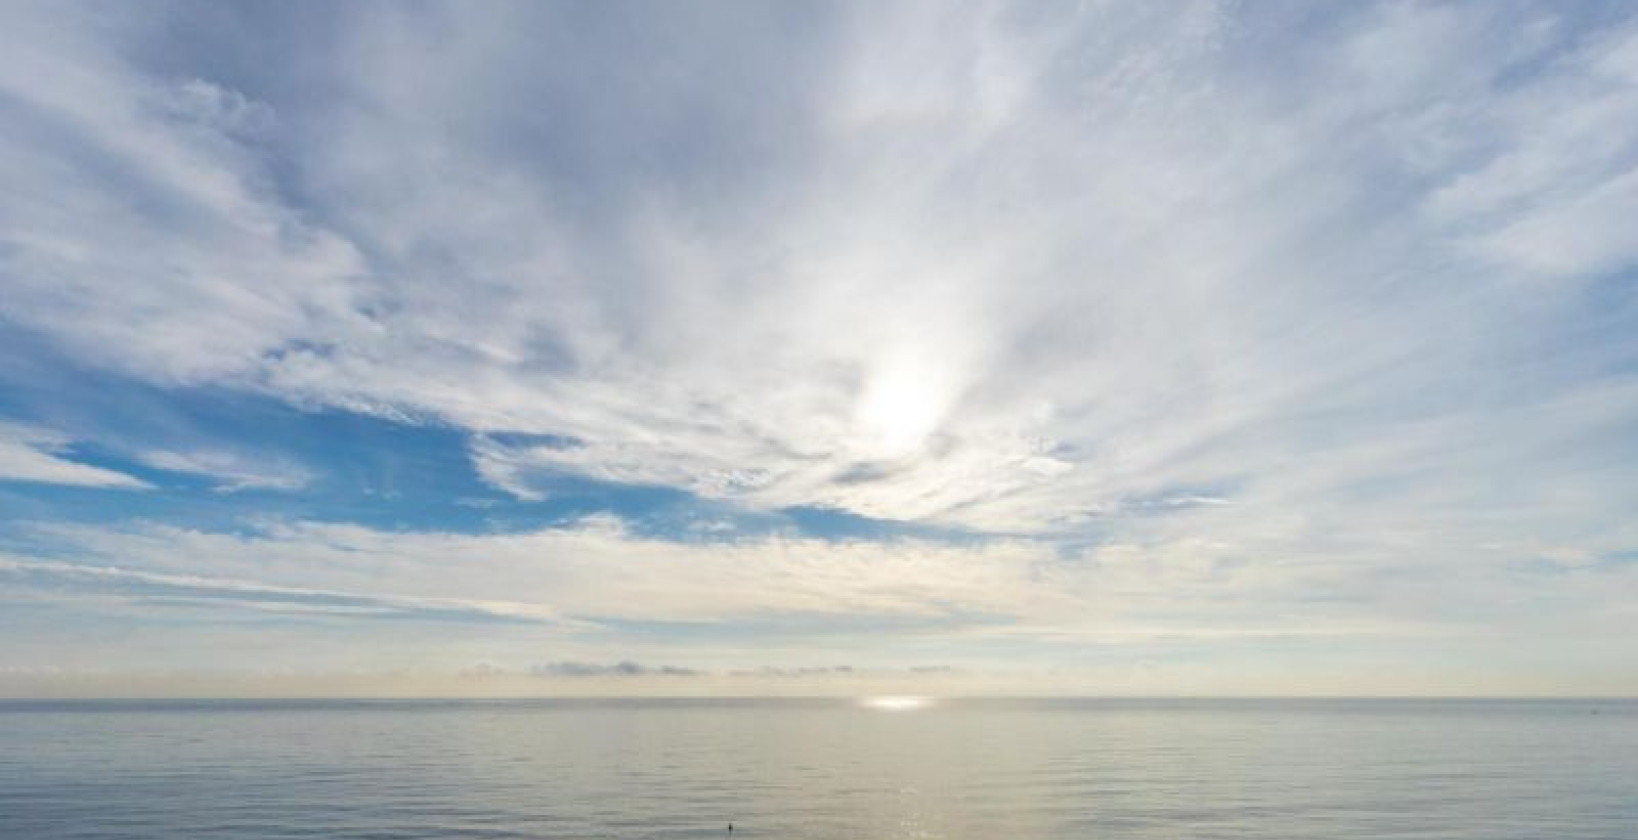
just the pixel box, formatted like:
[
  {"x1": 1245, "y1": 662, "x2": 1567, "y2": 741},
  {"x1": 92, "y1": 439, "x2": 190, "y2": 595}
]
[{"x1": 2, "y1": 698, "x2": 1633, "y2": 839}]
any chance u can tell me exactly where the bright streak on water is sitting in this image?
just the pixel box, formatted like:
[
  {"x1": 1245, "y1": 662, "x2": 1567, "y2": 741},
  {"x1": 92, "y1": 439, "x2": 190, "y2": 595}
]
[
  {"x1": 861, "y1": 695, "x2": 933, "y2": 711},
  {"x1": 1, "y1": 698, "x2": 1634, "y2": 839}
]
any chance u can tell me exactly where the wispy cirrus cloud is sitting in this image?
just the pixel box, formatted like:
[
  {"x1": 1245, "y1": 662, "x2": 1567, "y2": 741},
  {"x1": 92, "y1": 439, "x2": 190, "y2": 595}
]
[
  {"x1": 4, "y1": 514, "x2": 1633, "y2": 682},
  {"x1": 0, "y1": 423, "x2": 149, "y2": 489},
  {"x1": 0, "y1": 2, "x2": 1633, "y2": 537},
  {"x1": 134, "y1": 448, "x2": 312, "y2": 493},
  {"x1": 0, "y1": 555, "x2": 579, "y2": 627}
]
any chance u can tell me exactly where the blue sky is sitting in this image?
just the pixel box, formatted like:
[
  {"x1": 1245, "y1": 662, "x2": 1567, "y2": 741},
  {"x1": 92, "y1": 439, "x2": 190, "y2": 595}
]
[{"x1": 1, "y1": 1, "x2": 1636, "y2": 696}]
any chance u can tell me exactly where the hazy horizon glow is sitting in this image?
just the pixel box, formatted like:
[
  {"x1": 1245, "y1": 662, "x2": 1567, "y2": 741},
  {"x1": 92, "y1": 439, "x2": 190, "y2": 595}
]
[{"x1": 1, "y1": 1, "x2": 1636, "y2": 697}]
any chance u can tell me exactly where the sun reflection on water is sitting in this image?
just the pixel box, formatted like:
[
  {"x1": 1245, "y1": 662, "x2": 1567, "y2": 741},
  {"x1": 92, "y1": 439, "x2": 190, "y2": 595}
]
[{"x1": 860, "y1": 696, "x2": 933, "y2": 712}]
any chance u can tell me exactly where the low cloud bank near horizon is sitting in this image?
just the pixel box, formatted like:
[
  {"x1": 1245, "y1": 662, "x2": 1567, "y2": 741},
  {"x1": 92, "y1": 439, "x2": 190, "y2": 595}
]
[
  {"x1": 5, "y1": 661, "x2": 1632, "y2": 700},
  {"x1": 530, "y1": 661, "x2": 705, "y2": 679}
]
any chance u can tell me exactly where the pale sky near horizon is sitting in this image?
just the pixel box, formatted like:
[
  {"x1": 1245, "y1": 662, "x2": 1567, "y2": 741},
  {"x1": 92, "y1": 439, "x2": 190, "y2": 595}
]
[{"x1": 1, "y1": 1, "x2": 1636, "y2": 697}]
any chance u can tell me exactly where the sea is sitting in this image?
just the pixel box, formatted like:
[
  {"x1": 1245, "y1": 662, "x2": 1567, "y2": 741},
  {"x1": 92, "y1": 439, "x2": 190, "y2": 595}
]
[{"x1": 1, "y1": 698, "x2": 1633, "y2": 839}]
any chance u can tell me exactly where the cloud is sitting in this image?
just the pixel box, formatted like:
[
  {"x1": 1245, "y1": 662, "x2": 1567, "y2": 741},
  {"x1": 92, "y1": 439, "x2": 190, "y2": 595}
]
[
  {"x1": 134, "y1": 448, "x2": 312, "y2": 493},
  {"x1": 0, "y1": 423, "x2": 150, "y2": 489},
  {"x1": 1, "y1": 511, "x2": 1632, "y2": 691},
  {"x1": 4, "y1": 517, "x2": 1079, "y2": 629},
  {"x1": 7, "y1": 513, "x2": 1633, "y2": 658},
  {"x1": 729, "y1": 665, "x2": 857, "y2": 678},
  {"x1": 0, "y1": 555, "x2": 579, "y2": 626},
  {"x1": 0, "y1": 2, "x2": 1632, "y2": 538},
  {"x1": 532, "y1": 661, "x2": 701, "y2": 678}
]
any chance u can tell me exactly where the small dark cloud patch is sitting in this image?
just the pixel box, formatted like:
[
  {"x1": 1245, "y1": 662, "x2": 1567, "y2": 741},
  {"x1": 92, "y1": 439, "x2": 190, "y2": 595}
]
[
  {"x1": 728, "y1": 665, "x2": 855, "y2": 677},
  {"x1": 832, "y1": 461, "x2": 900, "y2": 485},
  {"x1": 518, "y1": 661, "x2": 956, "y2": 679},
  {"x1": 531, "y1": 660, "x2": 701, "y2": 678}
]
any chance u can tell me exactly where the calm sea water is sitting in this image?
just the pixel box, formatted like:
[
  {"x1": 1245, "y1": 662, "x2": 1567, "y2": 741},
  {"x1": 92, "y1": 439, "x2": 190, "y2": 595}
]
[{"x1": 1, "y1": 699, "x2": 1633, "y2": 839}]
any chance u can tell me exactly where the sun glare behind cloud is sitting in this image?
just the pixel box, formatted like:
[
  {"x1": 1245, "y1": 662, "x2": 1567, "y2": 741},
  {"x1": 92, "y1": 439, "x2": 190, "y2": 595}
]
[{"x1": 855, "y1": 365, "x2": 946, "y2": 457}]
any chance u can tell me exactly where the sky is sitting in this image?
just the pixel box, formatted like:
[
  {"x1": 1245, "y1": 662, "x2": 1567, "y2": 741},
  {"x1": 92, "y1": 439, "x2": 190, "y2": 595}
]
[{"x1": 1, "y1": 1, "x2": 1636, "y2": 697}]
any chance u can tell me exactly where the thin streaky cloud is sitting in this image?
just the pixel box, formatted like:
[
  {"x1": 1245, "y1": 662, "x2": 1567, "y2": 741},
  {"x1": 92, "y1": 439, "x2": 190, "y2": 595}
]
[{"x1": 0, "y1": 424, "x2": 150, "y2": 490}]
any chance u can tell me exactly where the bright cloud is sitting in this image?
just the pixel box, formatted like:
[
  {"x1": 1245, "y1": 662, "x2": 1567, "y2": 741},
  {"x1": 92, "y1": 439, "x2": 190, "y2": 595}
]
[
  {"x1": 3, "y1": 3, "x2": 1635, "y2": 530},
  {"x1": 134, "y1": 448, "x2": 312, "y2": 493},
  {"x1": 0, "y1": 424, "x2": 149, "y2": 489}
]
